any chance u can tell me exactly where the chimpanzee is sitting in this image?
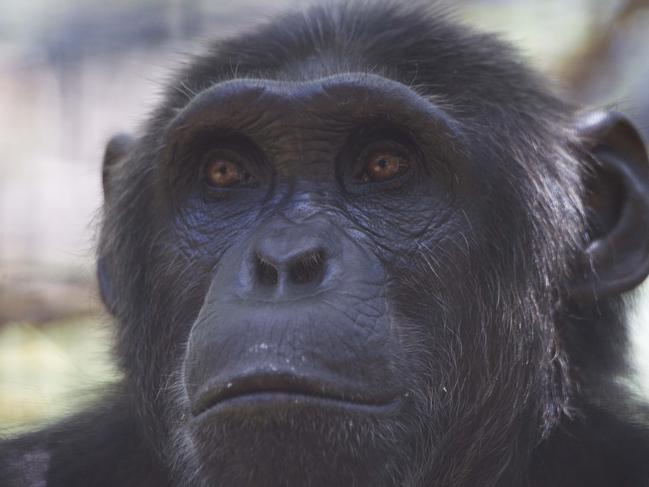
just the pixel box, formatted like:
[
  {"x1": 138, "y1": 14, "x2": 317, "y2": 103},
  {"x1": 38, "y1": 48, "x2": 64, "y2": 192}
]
[{"x1": 2, "y1": 2, "x2": 649, "y2": 486}]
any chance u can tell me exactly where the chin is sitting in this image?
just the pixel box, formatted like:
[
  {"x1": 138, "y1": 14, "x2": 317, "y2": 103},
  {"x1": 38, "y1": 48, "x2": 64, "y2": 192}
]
[{"x1": 178, "y1": 394, "x2": 418, "y2": 487}]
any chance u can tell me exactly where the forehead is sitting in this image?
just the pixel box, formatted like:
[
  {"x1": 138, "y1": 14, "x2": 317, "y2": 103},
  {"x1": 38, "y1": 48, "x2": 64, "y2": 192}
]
[
  {"x1": 168, "y1": 73, "x2": 462, "y2": 136},
  {"x1": 165, "y1": 73, "x2": 465, "y2": 175}
]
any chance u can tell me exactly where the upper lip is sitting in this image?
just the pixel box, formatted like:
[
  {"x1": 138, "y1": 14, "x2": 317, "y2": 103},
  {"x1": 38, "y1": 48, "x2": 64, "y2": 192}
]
[{"x1": 191, "y1": 371, "x2": 399, "y2": 417}]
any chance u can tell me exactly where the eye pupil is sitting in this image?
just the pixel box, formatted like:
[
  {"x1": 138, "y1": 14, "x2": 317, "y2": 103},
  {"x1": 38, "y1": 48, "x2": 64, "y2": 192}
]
[
  {"x1": 363, "y1": 152, "x2": 408, "y2": 182},
  {"x1": 206, "y1": 159, "x2": 245, "y2": 187}
]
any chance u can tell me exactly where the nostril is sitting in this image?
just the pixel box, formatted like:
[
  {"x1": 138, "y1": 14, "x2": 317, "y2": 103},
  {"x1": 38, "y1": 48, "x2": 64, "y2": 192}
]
[
  {"x1": 254, "y1": 254, "x2": 279, "y2": 287},
  {"x1": 288, "y1": 250, "x2": 326, "y2": 286}
]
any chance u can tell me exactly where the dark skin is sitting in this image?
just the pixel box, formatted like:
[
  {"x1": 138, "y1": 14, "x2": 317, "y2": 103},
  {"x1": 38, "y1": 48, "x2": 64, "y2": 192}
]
[{"x1": 3, "y1": 3, "x2": 649, "y2": 486}]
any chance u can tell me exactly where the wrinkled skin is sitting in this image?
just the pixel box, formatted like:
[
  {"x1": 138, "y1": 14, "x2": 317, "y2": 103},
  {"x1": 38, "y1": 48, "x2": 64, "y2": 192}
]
[{"x1": 3, "y1": 3, "x2": 649, "y2": 487}]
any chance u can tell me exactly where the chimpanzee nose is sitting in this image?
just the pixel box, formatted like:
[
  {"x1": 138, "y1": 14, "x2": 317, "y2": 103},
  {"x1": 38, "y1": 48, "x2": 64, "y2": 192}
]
[
  {"x1": 251, "y1": 225, "x2": 330, "y2": 291},
  {"x1": 208, "y1": 215, "x2": 384, "y2": 304}
]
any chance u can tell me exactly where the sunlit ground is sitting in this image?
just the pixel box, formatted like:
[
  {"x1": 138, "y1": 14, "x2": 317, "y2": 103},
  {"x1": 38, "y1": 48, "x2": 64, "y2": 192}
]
[{"x1": 0, "y1": 317, "x2": 120, "y2": 434}]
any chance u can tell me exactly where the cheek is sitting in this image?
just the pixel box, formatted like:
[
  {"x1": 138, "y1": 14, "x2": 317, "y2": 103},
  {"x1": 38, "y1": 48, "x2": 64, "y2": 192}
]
[
  {"x1": 344, "y1": 189, "x2": 457, "y2": 258},
  {"x1": 172, "y1": 189, "x2": 280, "y2": 258},
  {"x1": 138, "y1": 228, "x2": 218, "y2": 370},
  {"x1": 384, "y1": 228, "x2": 488, "y2": 367}
]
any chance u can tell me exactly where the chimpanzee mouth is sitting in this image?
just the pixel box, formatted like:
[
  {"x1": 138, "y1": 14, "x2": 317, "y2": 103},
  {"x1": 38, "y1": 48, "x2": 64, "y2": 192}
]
[{"x1": 191, "y1": 372, "x2": 402, "y2": 418}]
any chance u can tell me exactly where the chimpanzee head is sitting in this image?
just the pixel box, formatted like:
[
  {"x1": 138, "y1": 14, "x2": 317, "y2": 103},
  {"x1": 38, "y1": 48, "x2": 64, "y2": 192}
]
[{"x1": 98, "y1": 3, "x2": 649, "y2": 486}]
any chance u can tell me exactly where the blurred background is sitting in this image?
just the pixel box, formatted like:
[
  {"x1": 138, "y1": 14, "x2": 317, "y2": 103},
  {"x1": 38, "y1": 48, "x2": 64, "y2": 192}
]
[{"x1": 2, "y1": 0, "x2": 649, "y2": 433}]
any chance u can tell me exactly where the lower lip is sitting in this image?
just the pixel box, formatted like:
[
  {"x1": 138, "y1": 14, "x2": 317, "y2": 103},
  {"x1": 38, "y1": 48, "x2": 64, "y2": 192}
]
[{"x1": 192, "y1": 391, "x2": 401, "y2": 419}]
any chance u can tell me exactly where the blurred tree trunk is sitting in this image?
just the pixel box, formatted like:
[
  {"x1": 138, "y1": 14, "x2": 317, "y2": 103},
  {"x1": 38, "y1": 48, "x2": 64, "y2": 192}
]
[{"x1": 560, "y1": 0, "x2": 649, "y2": 92}]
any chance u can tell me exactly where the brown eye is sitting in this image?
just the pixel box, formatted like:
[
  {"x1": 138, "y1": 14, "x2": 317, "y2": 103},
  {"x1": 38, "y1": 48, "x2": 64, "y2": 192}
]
[
  {"x1": 360, "y1": 152, "x2": 410, "y2": 183},
  {"x1": 205, "y1": 159, "x2": 249, "y2": 188}
]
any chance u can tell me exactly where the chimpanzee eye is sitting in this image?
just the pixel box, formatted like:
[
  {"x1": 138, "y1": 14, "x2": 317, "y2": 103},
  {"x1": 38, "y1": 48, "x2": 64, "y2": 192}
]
[
  {"x1": 204, "y1": 158, "x2": 255, "y2": 188},
  {"x1": 357, "y1": 151, "x2": 410, "y2": 183}
]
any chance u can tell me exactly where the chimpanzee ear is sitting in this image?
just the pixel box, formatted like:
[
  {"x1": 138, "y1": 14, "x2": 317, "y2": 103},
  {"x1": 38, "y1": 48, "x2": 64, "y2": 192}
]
[
  {"x1": 98, "y1": 133, "x2": 134, "y2": 314},
  {"x1": 102, "y1": 133, "x2": 135, "y2": 199},
  {"x1": 571, "y1": 111, "x2": 649, "y2": 301},
  {"x1": 97, "y1": 255, "x2": 118, "y2": 315}
]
